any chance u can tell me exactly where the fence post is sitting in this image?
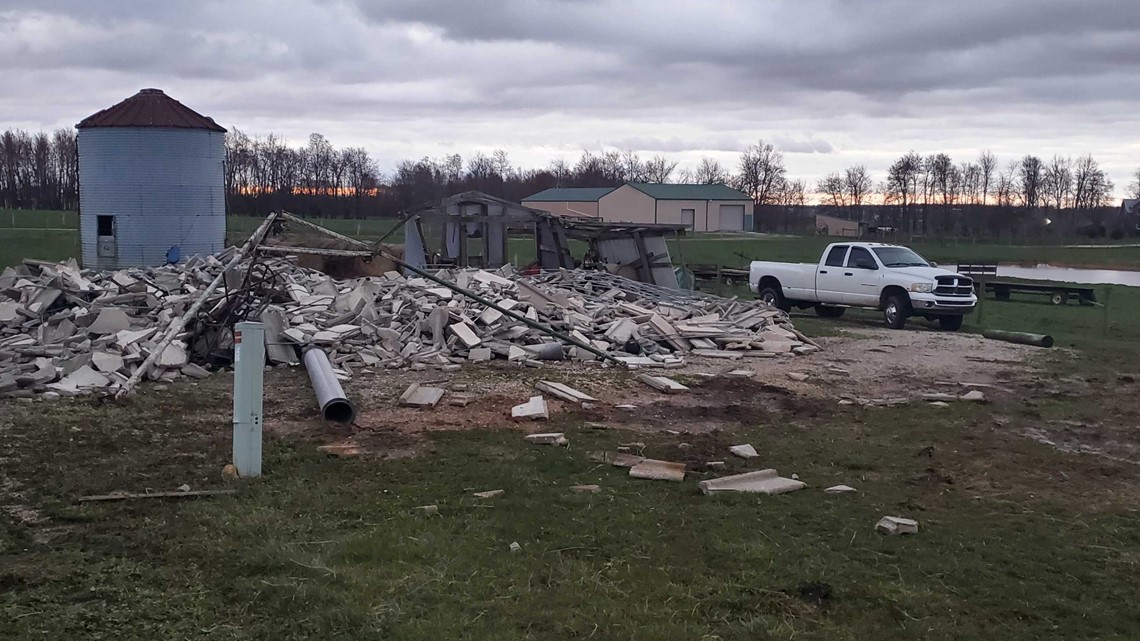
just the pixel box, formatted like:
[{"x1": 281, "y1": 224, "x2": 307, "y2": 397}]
[{"x1": 1102, "y1": 286, "x2": 1113, "y2": 337}]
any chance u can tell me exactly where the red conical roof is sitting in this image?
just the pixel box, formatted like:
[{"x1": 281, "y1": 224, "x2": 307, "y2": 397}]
[{"x1": 76, "y1": 88, "x2": 226, "y2": 132}]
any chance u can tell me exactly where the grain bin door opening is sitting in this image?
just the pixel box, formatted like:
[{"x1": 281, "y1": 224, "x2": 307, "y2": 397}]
[
  {"x1": 718, "y1": 205, "x2": 745, "y2": 231},
  {"x1": 96, "y1": 215, "x2": 117, "y2": 258}
]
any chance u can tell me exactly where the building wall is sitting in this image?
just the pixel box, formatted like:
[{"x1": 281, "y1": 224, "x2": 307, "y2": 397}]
[
  {"x1": 79, "y1": 127, "x2": 226, "y2": 269},
  {"x1": 816, "y1": 213, "x2": 862, "y2": 237},
  {"x1": 597, "y1": 185, "x2": 657, "y2": 224},
  {"x1": 521, "y1": 200, "x2": 600, "y2": 218}
]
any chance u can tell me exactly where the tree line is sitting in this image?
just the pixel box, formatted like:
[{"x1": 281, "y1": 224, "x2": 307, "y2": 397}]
[
  {"x1": 0, "y1": 129, "x2": 78, "y2": 211},
  {"x1": 3, "y1": 125, "x2": 1138, "y2": 227}
]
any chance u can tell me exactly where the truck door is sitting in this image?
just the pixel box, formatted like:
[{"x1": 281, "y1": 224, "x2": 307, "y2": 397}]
[
  {"x1": 815, "y1": 245, "x2": 849, "y2": 304},
  {"x1": 844, "y1": 246, "x2": 881, "y2": 306}
]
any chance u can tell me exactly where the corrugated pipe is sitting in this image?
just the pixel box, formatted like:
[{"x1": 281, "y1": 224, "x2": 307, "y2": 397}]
[{"x1": 302, "y1": 347, "x2": 356, "y2": 424}]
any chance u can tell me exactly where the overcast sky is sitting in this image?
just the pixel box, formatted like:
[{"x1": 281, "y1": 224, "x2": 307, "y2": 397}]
[{"x1": 2, "y1": 0, "x2": 1138, "y2": 193}]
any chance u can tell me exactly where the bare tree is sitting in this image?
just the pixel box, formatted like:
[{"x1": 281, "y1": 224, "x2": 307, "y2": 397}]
[
  {"x1": 1126, "y1": 167, "x2": 1140, "y2": 200},
  {"x1": 977, "y1": 150, "x2": 997, "y2": 205},
  {"x1": 735, "y1": 140, "x2": 786, "y2": 204},
  {"x1": 928, "y1": 153, "x2": 954, "y2": 205},
  {"x1": 1042, "y1": 155, "x2": 1073, "y2": 209},
  {"x1": 1071, "y1": 154, "x2": 1114, "y2": 210},
  {"x1": 843, "y1": 165, "x2": 873, "y2": 206},
  {"x1": 548, "y1": 158, "x2": 571, "y2": 187},
  {"x1": 692, "y1": 157, "x2": 729, "y2": 184},
  {"x1": 1017, "y1": 155, "x2": 1044, "y2": 207},
  {"x1": 886, "y1": 151, "x2": 923, "y2": 208},
  {"x1": 994, "y1": 162, "x2": 1017, "y2": 207},
  {"x1": 817, "y1": 172, "x2": 847, "y2": 206},
  {"x1": 778, "y1": 178, "x2": 808, "y2": 206},
  {"x1": 642, "y1": 155, "x2": 677, "y2": 183}
]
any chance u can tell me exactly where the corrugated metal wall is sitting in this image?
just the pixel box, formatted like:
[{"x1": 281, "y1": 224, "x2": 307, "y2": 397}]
[{"x1": 78, "y1": 128, "x2": 226, "y2": 269}]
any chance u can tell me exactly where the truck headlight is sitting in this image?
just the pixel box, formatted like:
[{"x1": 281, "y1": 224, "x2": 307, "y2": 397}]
[{"x1": 910, "y1": 283, "x2": 934, "y2": 293}]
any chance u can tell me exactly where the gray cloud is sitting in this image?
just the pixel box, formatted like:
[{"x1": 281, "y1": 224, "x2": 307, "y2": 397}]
[{"x1": 0, "y1": 0, "x2": 1137, "y2": 189}]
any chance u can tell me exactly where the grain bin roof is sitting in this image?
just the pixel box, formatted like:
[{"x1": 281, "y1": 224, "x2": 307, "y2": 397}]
[{"x1": 76, "y1": 88, "x2": 226, "y2": 132}]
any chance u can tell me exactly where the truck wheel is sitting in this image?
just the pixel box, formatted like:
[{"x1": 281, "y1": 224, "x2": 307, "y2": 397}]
[
  {"x1": 938, "y1": 315, "x2": 963, "y2": 331},
  {"x1": 815, "y1": 305, "x2": 845, "y2": 318},
  {"x1": 759, "y1": 286, "x2": 791, "y2": 313},
  {"x1": 883, "y1": 295, "x2": 909, "y2": 330}
]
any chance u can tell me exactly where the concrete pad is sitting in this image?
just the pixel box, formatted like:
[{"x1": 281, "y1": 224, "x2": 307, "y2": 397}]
[
  {"x1": 729, "y1": 444, "x2": 759, "y2": 459},
  {"x1": 876, "y1": 516, "x2": 919, "y2": 535},
  {"x1": 698, "y1": 469, "x2": 806, "y2": 495}
]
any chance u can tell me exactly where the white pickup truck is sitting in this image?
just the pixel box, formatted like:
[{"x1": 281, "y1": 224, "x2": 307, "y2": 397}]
[{"x1": 748, "y1": 242, "x2": 977, "y2": 330}]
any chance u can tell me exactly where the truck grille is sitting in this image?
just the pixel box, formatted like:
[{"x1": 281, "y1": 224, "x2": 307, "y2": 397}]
[{"x1": 935, "y1": 276, "x2": 974, "y2": 297}]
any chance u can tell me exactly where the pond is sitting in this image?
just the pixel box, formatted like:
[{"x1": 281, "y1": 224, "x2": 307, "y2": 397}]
[{"x1": 996, "y1": 265, "x2": 1140, "y2": 288}]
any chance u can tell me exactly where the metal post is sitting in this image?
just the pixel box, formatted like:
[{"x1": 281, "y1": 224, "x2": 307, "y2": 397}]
[{"x1": 233, "y1": 321, "x2": 265, "y2": 478}]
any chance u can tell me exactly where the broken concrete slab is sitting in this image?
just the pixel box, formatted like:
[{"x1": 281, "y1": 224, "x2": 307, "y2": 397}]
[
  {"x1": 157, "y1": 341, "x2": 189, "y2": 368},
  {"x1": 449, "y1": 322, "x2": 482, "y2": 348},
  {"x1": 960, "y1": 390, "x2": 987, "y2": 402},
  {"x1": 473, "y1": 489, "x2": 505, "y2": 499},
  {"x1": 629, "y1": 459, "x2": 686, "y2": 482},
  {"x1": 786, "y1": 372, "x2": 810, "y2": 382},
  {"x1": 534, "y1": 380, "x2": 596, "y2": 404},
  {"x1": 569, "y1": 484, "x2": 601, "y2": 493},
  {"x1": 523, "y1": 431, "x2": 566, "y2": 445},
  {"x1": 90, "y1": 351, "x2": 124, "y2": 374},
  {"x1": 637, "y1": 374, "x2": 688, "y2": 394},
  {"x1": 399, "y1": 383, "x2": 445, "y2": 408},
  {"x1": 876, "y1": 516, "x2": 919, "y2": 535},
  {"x1": 698, "y1": 469, "x2": 806, "y2": 495},
  {"x1": 468, "y1": 347, "x2": 493, "y2": 362},
  {"x1": 922, "y1": 392, "x2": 959, "y2": 402},
  {"x1": 86, "y1": 308, "x2": 131, "y2": 334},
  {"x1": 729, "y1": 444, "x2": 759, "y2": 459},
  {"x1": 513, "y1": 396, "x2": 550, "y2": 421},
  {"x1": 824, "y1": 484, "x2": 857, "y2": 494}
]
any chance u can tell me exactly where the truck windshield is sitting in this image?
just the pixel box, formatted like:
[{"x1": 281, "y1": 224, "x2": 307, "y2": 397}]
[{"x1": 872, "y1": 247, "x2": 930, "y2": 267}]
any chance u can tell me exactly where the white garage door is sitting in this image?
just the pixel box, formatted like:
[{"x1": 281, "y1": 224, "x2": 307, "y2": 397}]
[{"x1": 718, "y1": 204, "x2": 745, "y2": 231}]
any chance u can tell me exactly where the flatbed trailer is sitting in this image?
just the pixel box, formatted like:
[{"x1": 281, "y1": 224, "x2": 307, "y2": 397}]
[{"x1": 956, "y1": 262, "x2": 1098, "y2": 306}]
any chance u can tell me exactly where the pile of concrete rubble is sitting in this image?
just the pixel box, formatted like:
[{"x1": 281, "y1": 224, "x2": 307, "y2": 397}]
[{"x1": 0, "y1": 251, "x2": 817, "y2": 400}]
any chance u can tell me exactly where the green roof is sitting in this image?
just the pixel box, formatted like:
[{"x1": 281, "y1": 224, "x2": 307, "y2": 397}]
[
  {"x1": 523, "y1": 187, "x2": 616, "y2": 202},
  {"x1": 626, "y1": 183, "x2": 750, "y2": 201}
]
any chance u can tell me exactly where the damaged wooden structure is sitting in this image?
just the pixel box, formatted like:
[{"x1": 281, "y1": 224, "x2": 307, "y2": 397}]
[{"x1": 402, "y1": 191, "x2": 690, "y2": 288}]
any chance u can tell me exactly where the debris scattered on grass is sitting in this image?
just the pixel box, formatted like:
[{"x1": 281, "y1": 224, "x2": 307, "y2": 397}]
[
  {"x1": 524, "y1": 432, "x2": 567, "y2": 445},
  {"x1": 399, "y1": 383, "x2": 445, "y2": 408},
  {"x1": 629, "y1": 459, "x2": 686, "y2": 482},
  {"x1": 729, "y1": 444, "x2": 759, "y2": 459},
  {"x1": 637, "y1": 373, "x2": 689, "y2": 393},
  {"x1": 473, "y1": 489, "x2": 505, "y2": 499},
  {"x1": 317, "y1": 442, "x2": 362, "y2": 457},
  {"x1": 824, "y1": 484, "x2": 857, "y2": 494},
  {"x1": 415, "y1": 504, "x2": 440, "y2": 516},
  {"x1": 509, "y1": 541, "x2": 522, "y2": 553},
  {"x1": 77, "y1": 489, "x2": 236, "y2": 503},
  {"x1": 570, "y1": 484, "x2": 601, "y2": 493},
  {"x1": 786, "y1": 372, "x2": 810, "y2": 382},
  {"x1": 876, "y1": 516, "x2": 919, "y2": 535},
  {"x1": 534, "y1": 380, "x2": 596, "y2": 404},
  {"x1": 960, "y1": 390, "x2": 987, "y2": 402},
  {"x1": 698, "y1": 469, "x2": 806, "y2": 495}
]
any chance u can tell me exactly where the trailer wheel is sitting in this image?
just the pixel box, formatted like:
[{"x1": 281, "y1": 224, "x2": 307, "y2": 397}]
[{"x1": 1051, "y1": 292, "x2": 1068, "y2": 305}]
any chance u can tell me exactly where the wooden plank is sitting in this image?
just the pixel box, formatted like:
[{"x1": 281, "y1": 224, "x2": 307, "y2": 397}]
[{"x1": 78, "y1": 489, "x2": 235, "y2": 503}]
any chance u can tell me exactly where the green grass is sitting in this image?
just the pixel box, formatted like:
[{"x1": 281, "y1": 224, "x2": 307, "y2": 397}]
[{"x1": 3, "y1": 361, "x2": 1140, "y2": 640}]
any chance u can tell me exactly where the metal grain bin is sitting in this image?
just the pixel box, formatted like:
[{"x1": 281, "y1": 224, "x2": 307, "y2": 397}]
[{"x1": 76, "y1": 89, "x2": 226, "y2": 269}]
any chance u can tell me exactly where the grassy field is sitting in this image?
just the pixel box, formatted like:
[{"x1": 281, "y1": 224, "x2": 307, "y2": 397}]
[
  {"x1": 3, "y1": 338, "x2": 1140, "y2": 639},
  {"x1": 5, "y1": 209, "x2": 1140, "y2": 270}
]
